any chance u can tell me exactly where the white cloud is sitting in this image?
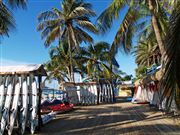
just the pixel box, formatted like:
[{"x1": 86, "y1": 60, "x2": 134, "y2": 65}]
[{"x1": 0, "y1": 58, "x2": 31, "y2": 66}]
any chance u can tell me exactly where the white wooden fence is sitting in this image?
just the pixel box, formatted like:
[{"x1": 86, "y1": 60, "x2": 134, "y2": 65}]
[{"x1": 62, "y1": 81, "x2": 115, "y2": 105}]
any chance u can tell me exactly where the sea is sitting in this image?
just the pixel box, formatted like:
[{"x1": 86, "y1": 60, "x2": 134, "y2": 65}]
[{"x1": 42, "y1": 88, "x2": 66, "y2": 102}]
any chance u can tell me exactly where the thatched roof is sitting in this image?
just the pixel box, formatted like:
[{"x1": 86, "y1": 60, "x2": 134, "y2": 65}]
[{"x1": 0, "y1": 64, "x2": 47, "y2": 76}]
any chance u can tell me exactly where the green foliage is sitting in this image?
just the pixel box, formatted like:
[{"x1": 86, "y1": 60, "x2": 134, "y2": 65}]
[
  {"x1": 160, "y1": 2, "x2": 180, "y2": 111},
  {"x1": 134, "y1": 40, "x2": 158, "y2": 67},
  {"x1": 97, "y1": 0, "x2": 169, "y2": 55},
  {"x1": 46, "y1": 41, "x2": 121, "y2": 82},
  {"x1": 80, "y1": 41, "x2": 113, "y2": 79},
  {"x1": 121, "y1": 75, "x2": 133, "y2": 81},
  {"x1": 45, "y1": 40, "x2": 84, "y2": 82},
  {"x1": 37, "y1": 0, "x2": 98, "y2": 48},
  {"x1": 37, "y1": 0, "x2": 98, "y2": 82},
  {"x1": 0, "y1": 0, "x2": 27, "y2": 37},
  {"x1": 0, "y1": 2, "x2": 15, "y2": 36},
  {"x1": 45, "y1": 41, "x2": 71, "y2": 82},
  {"x1": 135, "y1": 66, "x2": 147, "y2": 79}
]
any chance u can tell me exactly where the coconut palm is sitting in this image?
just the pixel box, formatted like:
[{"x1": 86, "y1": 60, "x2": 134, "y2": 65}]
[
  {"x1": 0, "y1": 2, "x2": 14, "y2": 36},
  {"x1": 2, "y1": 0, "x2": 27, "y2": 8},
  {"x1": 134, "y1": 40, "x2": 158, "y2": 67},
  {"x1": 0, "y1": 0, "x2": 27, "y2": 37},
  {"x1": 46, "y1": 59, "x2": 69, "y2": 83},
  {"x1": 97, "y1": 0, "x2": 169, "y2": 58},
  {"x1": 160, "y1": 2, "x2": 180, "y2": 111},
  {"x1": 135, "y1": 66, "x2": 147, "y2": 79},
  {"x1": 37, "y1": 0, "x2": 98, "y2": 82},
  {"x1": 46, "y1": 41, "x2": 120, "y2": 82},
  {"x1": 80, "y1": 41, "x2": 116, "y2": 79},
  {"x1": 46, "y1": 40, "x2": 78, "y2": 82}
]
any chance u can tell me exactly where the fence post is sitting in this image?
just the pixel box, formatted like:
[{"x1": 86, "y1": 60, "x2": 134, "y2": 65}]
[
  {"x1": 37, "y1": 75, "x2": 42, "y2": 131},
  {"x1": 97, "y1": 83, "x2": 100, "y2": 105}
]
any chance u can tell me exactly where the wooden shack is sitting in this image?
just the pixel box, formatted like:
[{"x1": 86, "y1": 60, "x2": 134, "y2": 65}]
[
  {"x1": 61, "y1": 79, "x2": 116, "y2": 105},
  {"x1": 0, "y1": 64, "x2": 47, "y2": 132}
]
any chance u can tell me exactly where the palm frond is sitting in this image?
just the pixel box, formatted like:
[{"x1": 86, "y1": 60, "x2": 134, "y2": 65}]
[
  {"x1": 111, "y1": 8, "x2": 140, "y2": 54},
  {"x1": 100, "y1": 63, "x2": 112, "y2": 78},
  {"x1": 86, "y1": 60, "x2": 93, "y2": 76},
  {"x1": 44, "y1": 26, "x2": 60, "y2": 47},
  {"x1": 0, "y1": 2, "x2": 15, "y2": 36},
  {"x1": 97, "y1": 0, "x2": 126, "y2": 33},
  {"x1": 160, "y1": 2, "x2": 180, "y2": 111},
  {"x1": 5, "y1": 0, "x2": 27, "y2": 9},
  {"x1": 69, "y1": 6, "x2": 96, "y2": 19},
  {"x1": 37, "y1": 10, "x2": 59, "y2": 22},
  {"x1": 74, "y1": 27, "x2": 94, "y2": 44},
  {"x1": 76, "y1": 20, "x2": 98, "y2": 33}
]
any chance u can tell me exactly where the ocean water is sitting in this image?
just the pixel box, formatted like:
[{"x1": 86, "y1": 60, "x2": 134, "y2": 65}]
[
  {"x1": 42, "y1": 89, "x2": 66, "y2": 101},
  {"x1": 42, "y1": 89, "x2": 64, "y2": 95}
]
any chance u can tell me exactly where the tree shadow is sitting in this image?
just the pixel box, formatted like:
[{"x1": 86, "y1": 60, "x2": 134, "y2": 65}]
[{"x1": 19, "y1": 97, "x2": 180, "y2": 135}]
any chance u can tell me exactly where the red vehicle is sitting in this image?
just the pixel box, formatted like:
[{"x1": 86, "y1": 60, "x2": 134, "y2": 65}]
[{"x1": 41, "y1": 99, "x2": 73, "y2": 113}]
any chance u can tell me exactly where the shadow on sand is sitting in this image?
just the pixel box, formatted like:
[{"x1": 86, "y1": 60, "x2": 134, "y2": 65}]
[{"x1": 23, "y1": 98, "x2": 180, "y2": 135}]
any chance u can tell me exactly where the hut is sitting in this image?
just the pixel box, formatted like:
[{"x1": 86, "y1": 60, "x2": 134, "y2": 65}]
[
  {"x1": 132, "y1": 66, "x2": 162, "y2": 105},
  {"x1": 61, "y1": 79, "x2": 116, "y2": 105},
  {"x1": 0, "y1": 64, "x2": 47, "y2": 133}
]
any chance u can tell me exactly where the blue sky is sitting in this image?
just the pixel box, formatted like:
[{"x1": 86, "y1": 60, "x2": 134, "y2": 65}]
[{"x1": 0, "y1": 0, "x2": 137, "y2": 77}]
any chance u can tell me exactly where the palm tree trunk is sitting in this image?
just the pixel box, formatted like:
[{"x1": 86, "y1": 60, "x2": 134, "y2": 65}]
[
  {"x1": 66, "y1": 66, "x2": 71, "y2": 82},
  {"x1": 148, "y1": 0, "x2": 166, "y2": 59},
  {"x1": 67, "y1": 36, "x2": 75, "y2": 82},
  {"x1": 70, "y1": 50, "x2": 75, "y2": 82},
  {"x1": 69, "y1": 49, "x2": 74, "y2": 82}
]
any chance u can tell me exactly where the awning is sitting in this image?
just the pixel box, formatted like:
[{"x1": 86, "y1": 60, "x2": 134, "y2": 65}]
[{"x1": 0, "y1": 64, "x2": 47, "y2": 76}]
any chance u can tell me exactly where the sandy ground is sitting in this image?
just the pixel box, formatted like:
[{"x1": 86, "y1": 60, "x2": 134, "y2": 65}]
[{"x1": 33, "y1": 99, "x2": 180, "y2": 135}]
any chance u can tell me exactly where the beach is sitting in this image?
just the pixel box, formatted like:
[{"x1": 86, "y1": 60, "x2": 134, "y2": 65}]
[{"x1": 35, "y1": 98, "x2": 180, "y2": 135}]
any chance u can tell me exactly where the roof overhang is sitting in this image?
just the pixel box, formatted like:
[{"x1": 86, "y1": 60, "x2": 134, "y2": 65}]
[{"x1": 0, "y1": 64, "x2": 47, "y2": 76}]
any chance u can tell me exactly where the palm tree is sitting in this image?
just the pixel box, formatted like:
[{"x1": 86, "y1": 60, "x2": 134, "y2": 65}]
[
  {"x1": 46, "y1": 41, "x2": 120, "y2": 82},
  {"x1": 135, "y1": 66, "x2": 147, "y2": 79},
  {"x1": 37, "y1": 0, "x2": 98, "y2": 82},
  {"x1": 80, "y1": 41, "x2": 116, "y2": 79},
  {"x1": 0, "y1": 2, "x2": 14, "y2": 36},
  {"x1": 97, "y1": 0, "x2": 169, "y2": 58},
  {"x1": 134, "y1": 40, "x2": 158, "y2": 67},
  {"x1": 46, "y1": 60, "x2": 69, "y2": 83},
  {"x1": 0, "y1": 0, "x2": 27, "y2": 37},
  {"x1": 160, "y1": 2, "x2": 180, "y2": 111},
  {"x1": 46, "y1": 41, "x2": 78, "y2": 82},
  {"x1": 2, "y1": 0, "x2": 27, "y2": 8}
]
